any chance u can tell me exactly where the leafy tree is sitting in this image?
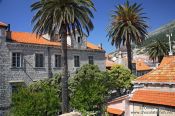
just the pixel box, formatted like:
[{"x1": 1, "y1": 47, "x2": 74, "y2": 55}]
[
  {"x1": 69, "y1": 64, "x2": 111, "y2": 115},
  {"x1": 11, "y1": 74, "x2": 61, "y2": 116},
  {"x1": 108, "y1": 65, "x2": 135, "y2": 96},
  {"x1": 107, "y1": 1, "x2": 148, "y2": 71},
  {"x1": 146, "y1": 38, "x2": 169, "y2": 63},
  {"x1": 31, "y1": 0, "x2": 95, "y2": 113}
]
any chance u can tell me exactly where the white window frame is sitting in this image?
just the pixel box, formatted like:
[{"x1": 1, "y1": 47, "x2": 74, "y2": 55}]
[
  {"x1": 35, "y1": 53, "x2": 44, "y2": 68},
  {"x1": 55, "y1": 54, "x2": 61, "y2": 68},
  {"x1": 88, "y1": 56, "x2": 94, "y2": 65},
  {"x1": 74, "y1": 55, "x2": 80, "y2": 67},
  {"x1": 12, "y1": 52, "x2": 22, "y2": 68}
]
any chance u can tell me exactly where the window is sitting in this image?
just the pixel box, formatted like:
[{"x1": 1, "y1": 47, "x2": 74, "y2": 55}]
[
  {"x1": 88, "y1": 56, "x2": 94, "y2": 64},
  {"x1": 55, "y1": 55, "x2": 61, "y2": 67},
  {"x1": 35, "y1": 54, "x2": 44, "y2": 67},
  {"x1": 0, "y1": 29, "x2": 2, "y2": 37},
  {"x1": 12, "y1": 52, "x2": 22, "y2": 68},
  {"x1": 78, "y1": 37, "x2": 81, "y2": 43},
  {"x1": 74, "y1": 56, "x2": 80, "y2": 67}
]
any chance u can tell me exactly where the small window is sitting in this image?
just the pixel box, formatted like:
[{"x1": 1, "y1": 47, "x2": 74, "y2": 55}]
[
  {"x1": 55, "y1": 55, "x2": 61, "y2": 67},
  {"x1": 74, "y1": 56, "x2": 80, "y2": 67},
  {"x1": 78, "y1": 37, "x2": 81, "y2": 43},
  {"x1": 35, "y1": 54, "x2": 44, "y2": 67},
  {"x1": 12, "y1": 52, "x2": 22, "y2": 68},
  {"x1": 88, "y1": 56, "x2": 94, "y2": 64},
  {"x1": 0, "y1": 29, "x2": 2, "y2": 37}
]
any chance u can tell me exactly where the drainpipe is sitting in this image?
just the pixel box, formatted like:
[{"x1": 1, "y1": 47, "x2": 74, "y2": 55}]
[{"x1": 47, "y1": 47, "x2": 52, "y2": 78}]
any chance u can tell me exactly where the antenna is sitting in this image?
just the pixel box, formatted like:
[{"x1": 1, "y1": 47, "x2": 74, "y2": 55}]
[{"x1": 167, "y1": 33, "x2": 173, "y2": 56}]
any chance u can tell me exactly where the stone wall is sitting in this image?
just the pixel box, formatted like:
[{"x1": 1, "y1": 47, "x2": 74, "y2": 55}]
[
  {"x1": 0, "y1": 42, "x2": 105, "y2": 115},
  {"x1": 130, "y1": 103, "x2": 175, "y2": 116}
]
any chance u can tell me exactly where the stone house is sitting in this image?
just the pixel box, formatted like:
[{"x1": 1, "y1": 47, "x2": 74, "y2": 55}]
[
  {"x1": 107, "y1": 56, "x2": 175, "y2": 116},
  {"x1": 0, "y1": 22, "x2": 105, "y2": 115},
  {"x1": 132, "y1": 59, "x2": 152, "y2": 77}
]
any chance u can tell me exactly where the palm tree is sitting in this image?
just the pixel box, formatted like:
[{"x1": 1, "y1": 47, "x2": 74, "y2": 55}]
[
  {"x1": 107, "y1": 1, "x2": 148, "y2": 71},
  {"x1": 146, "y1": 39, "x2": 169, "y2": 63},
  {"x1": 31, "y1": 0, "x2": 95, "y2": 113}
]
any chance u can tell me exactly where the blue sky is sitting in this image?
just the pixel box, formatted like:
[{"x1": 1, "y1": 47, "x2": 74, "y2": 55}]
[{"x1": 0, "y1": 0, "x2": 175, "y2": 53}]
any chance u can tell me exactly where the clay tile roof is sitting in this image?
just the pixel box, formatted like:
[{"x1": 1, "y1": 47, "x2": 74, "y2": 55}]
[
  {"x1": 106, "y1": 60, "x2": 117, "y2": 68},
  {"x1": 9, "y1": 32, "x2": 102, "y2": 51},
  {"x1": 86, "y1": 42, "x2": 102, "y2": 50},
  {"x1": 0, "y1": 22, "x2": 7, "y2": 27},
  {"x1": 130, "y1": 90, "x2": 175, "y2": 107},
  {"x1": 107, "y1": 107, "x2": 124, "y2": 115},
  {"x1": 11, "y1": 32, "x2": 61, "y2": 46},
  {"x1": 136, "y1": 60, "x2": 151, "y2": 71},
  {"x1": 135, "y1": 56, "x2": 175, "y2": 83},
  {"x1": 158, "y1": 56, "x2": 175, "y2": 68}
]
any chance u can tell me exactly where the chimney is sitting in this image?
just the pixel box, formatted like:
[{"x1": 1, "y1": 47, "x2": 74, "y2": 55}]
[
  {"x1": 6, "y1": 24, "x2": 11, "y2": 40},
  {"x1": 7, "y1": 24, "x2": 10, "y2": 31},
  {"x1": 100, "y1": 43, "x2": 103, "y2": 50}
]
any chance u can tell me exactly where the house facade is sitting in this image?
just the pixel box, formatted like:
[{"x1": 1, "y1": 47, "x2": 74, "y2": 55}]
[
  {"x1": 107, "y1": 56, "x2": 175, "y2": 116},
  {"x1": 0, "y1": 22, "x2": 105, "y2": 115}
]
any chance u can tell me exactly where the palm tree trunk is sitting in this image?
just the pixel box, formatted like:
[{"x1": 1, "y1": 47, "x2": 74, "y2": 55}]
[
  {"x1": 61, "y1": 25, "x2": 69, "y2": 113},
  {"x1": 126, "y1": 40, "x2": 132, "y2": 71}
]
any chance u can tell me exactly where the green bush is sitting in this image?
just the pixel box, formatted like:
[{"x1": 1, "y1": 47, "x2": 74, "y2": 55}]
[
  {"x1": 70, "y1": 64, "x2": 110, "y2": 115},
  {"x1": 11, "y1": 74, "x2": 61, "y2": 116}
]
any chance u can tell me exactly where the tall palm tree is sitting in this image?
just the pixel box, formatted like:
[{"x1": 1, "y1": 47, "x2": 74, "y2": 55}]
[
  {"x1": 31, "y1": 0, "x2": 95, "y2": 113},
  {"x1": 146, "y1": 39, "x2": 169, "y2": 63},
  {"x1": 107, "y1": 1, "x2": 148, "y2": 71}
]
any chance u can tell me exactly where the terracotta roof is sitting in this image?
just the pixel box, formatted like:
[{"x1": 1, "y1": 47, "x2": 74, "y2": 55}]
[
  {"x1": 135, "y1": 56, "x2": 175, "y2": 83},
  {"x1": 136, "y1": 60, "x2": 151, "y2": 71},
  {"x1": 0, "y1": 22, "x2": 7, "y2": 27},
  {"x1": 130, "y1": 90, "x2": 175, "y2": 107},
  {"x1": 158, "y1": 56, "x2": 175, "y2": 68},
  {"x1": 106, "y1": 60, "x2": 117, "y2": 68},
  {"x1": 11, "y1": 32, "x2": 61, "y2": 46},
  {"x1": 86, "y1": 42, "x2": 102, "y2": 50},
  {"x1": 9, "y1": 32, "x2": 102, "y2": 50},
  {"x1": 105, "y1": 54, "x2": 112, "y2": 58},
  {"x1": 107, "y1": 107, "x2": 124, "y2": 115}
]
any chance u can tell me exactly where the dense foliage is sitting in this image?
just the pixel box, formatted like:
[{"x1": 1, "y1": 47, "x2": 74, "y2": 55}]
[
  {"x1": 146, "y1": 38, "x2": 169, "y2": 62},
  {"x1": 11, "y1": 65, "x2": 135, "y2": 116},
  {"x1": 107, "y1": 1, "x2": 148, "y2": 70},
  {"x1": 70, "y1": 65, "x2": 111, "y2": 115},
  {"x1": 108, "y1": 65, "x2": 135, "y2": 96},
  {"x1": 11, "y1": 74, "x2": 61, "y2": 116}
]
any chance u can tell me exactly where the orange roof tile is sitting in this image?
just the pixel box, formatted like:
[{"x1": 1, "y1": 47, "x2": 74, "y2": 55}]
[
  {"x1": 107, "y1": 107, "x2": 124, "y2": 115},
  {"x1": 106, "y1": 60, "x2": 117, "y2": 68},
  {"x1": 136, "y1": 60, "x2": 151, "y2": 71},
  {"x1": 11, "y1": 32, "x2": 61, "y2": 46},
  {"x1": 130, "y1": 90, "x2": 175, "y2": 107},
  {"x1": 135, "y1": 56, "x2": 175, "y2": 83},
  {"x1": 158, "y1": 56, "x2": 175, "y2": 68},
  {"x1": 0, "y1": 22, "x2": 7, "y2": 27},
  {"x1": 9, "y1": 32, "x2": 102, "y2": 51},
  {"x1": 86, "y1": 42, "x2": 102, "y2": 50}
]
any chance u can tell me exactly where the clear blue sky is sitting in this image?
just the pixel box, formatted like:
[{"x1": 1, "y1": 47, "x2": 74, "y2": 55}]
[{"x1": 0, "y1": 0, "x2": 175, "y2": 53}]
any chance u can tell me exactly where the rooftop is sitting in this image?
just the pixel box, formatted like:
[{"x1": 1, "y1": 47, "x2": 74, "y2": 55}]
[
  {"x1": 107, "y1": 107, "x2": 124, "y2": 115},
  {"x1": 130, "y1": 89, "x2": 175, "y2": 107},
  {"x1": 0, "y1": 22, "x2": 7, "y2": 27},
  {"x1": 9, "y1": 32, "x2": 102, "y2": 50},
  {"x1": 134, "y1": 56, "x2": 175, "y2": 83},
  {"x1": 105, "y1": 60, "x2": 117, "y2": 68},
  {"x1": 135, "y1": 60, "x2": 151, "y2": 71}
]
